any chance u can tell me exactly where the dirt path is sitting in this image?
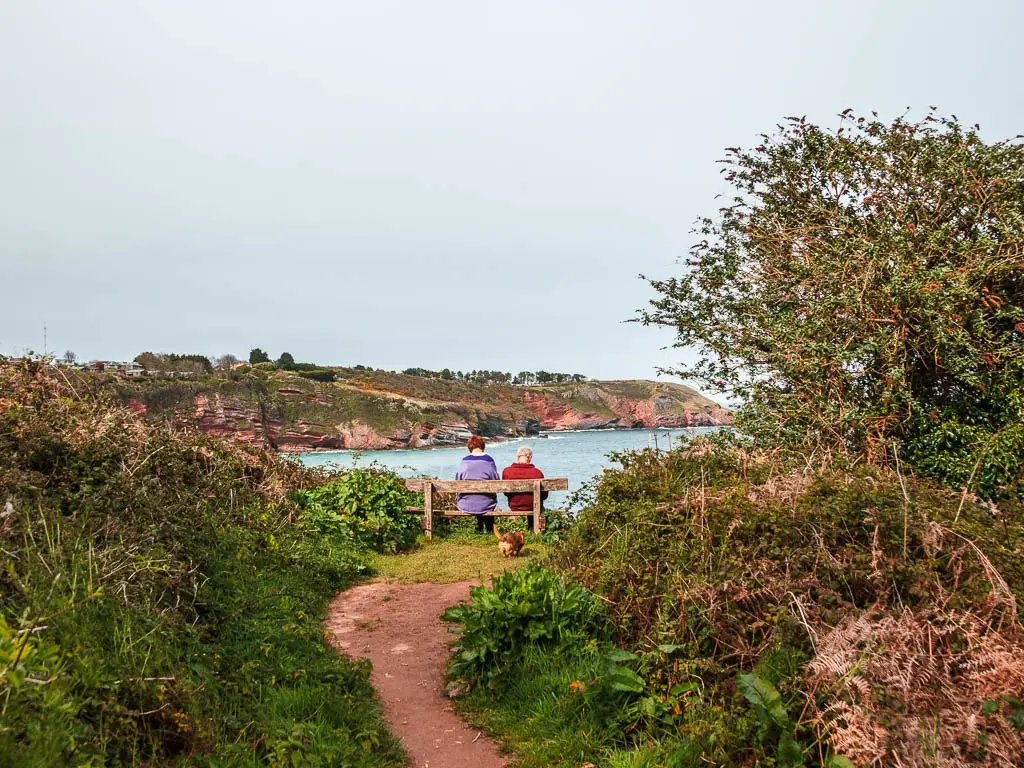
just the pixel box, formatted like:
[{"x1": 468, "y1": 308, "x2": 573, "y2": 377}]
[{"x1": 325, "y1": 581, "x2": 509, "y2": 768}]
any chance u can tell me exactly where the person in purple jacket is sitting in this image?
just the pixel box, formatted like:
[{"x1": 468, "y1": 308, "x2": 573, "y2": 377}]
[{"x1": 456, "y1": 435, "x2": 499, "y2": 533}]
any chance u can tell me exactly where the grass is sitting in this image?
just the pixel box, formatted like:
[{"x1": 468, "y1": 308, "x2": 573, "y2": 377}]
[
  {"x1": 454, "y1": 645, "x2": 679, "y2": 768},
  {"x1": 566, "y1": 397, "x2": 618, "y2": 418},
  {"x1": 455, "y1": 645, "x2": 608, "y2": 767},
  {"x1": 368, "y1": 533, "x2": 548, "y2": 583},
  {"x1": 458, "y1": 670, "x2": 727, "y2": 768},
  {"x1": 0, "y1": 361, "x2": 407, "y2": 767},
  {"x1": 340, "y1": 368, "x2": 532, "y2": 411}
]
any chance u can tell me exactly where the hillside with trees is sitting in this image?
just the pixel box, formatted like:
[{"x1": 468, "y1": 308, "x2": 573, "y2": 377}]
[{"x1": 105, "y1": 364, "x2": 730, "y2": 452}]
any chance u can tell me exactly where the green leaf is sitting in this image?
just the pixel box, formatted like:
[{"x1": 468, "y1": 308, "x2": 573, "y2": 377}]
[
  {"x1": 778, "y1": 732, "x2": 804, "y2": 767},
  {"x1": 826, "y1": 757, "x2": 855, "y2": 768},
  {"x1": 736, "y1": 673, "x2": 790, "y2": 728},
  {"x1": 605, "y1": 667, "x2": 645, "y2": 693},
  {"x1": 604, "y1": 648, "x2": 639, "y2": 663}
]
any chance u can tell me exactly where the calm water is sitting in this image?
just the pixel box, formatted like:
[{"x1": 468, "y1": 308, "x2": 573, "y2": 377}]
[{"x1": 296, "y1": 427, "x2": 721, "y2": 509}]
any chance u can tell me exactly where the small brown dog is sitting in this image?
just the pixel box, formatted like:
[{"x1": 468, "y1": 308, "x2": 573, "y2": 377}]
[{"x1": 494, "y1": 527, "x2": 525, "y2": 558}]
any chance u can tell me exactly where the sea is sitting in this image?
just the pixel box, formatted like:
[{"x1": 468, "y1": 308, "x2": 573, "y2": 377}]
[{"x1": 296, "y1": 427, "x2": 722, "y2": 510}]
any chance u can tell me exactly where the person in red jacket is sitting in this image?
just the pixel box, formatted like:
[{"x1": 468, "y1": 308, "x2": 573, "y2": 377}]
[{"x1": 502, "y1": 446, "x2": 548, "y2": 531}]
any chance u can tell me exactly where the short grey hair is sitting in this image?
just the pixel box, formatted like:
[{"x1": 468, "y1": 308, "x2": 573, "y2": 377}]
[{"x1": 516, "y1": 446, "x2": 533, "y2": 461}]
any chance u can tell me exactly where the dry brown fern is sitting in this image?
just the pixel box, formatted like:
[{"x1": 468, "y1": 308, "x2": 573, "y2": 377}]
[{"x1": 807, "y1": 608, "x2": 1024, "y2": 767}]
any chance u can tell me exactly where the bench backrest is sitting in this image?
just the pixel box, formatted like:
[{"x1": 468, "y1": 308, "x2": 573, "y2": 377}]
[
  {"x1": 405, "y1": 477, "x2": 569, "y2": 538},
  {"x1": 404, "y1": 478, "x2": 568, "y2": 494}
]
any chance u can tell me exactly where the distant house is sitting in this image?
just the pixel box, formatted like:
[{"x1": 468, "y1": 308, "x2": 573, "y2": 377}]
[
  {"x1": 86, "y1": 360, "x2": 146, "y2": 377},
  {"x1": 121, "y1": 361, "x2": 145, "y2": 377}
]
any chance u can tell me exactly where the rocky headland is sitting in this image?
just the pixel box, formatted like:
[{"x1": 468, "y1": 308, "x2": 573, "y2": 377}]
[{"x1": 114, "y1": 368, "x2": 732, "y2": 452}]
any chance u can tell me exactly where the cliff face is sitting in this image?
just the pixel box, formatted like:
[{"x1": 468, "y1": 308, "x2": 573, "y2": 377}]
[
  {"x1": 523, "y1": 381, "x2": 734, "y2": 431},
  {"x1": 117, "y1": 370, "x2": 731, "y2": 452}
]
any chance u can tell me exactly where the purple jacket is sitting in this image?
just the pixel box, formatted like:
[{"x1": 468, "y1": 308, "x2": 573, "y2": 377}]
[{"x1": 455, "y1": 454, "x2": 499, "y2": 514}]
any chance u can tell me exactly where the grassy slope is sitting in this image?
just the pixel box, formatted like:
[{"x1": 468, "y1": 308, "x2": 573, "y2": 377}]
[
  {"x1": 0, "y1": 363, "x2": 405, "y2": 767},
  {"x1": 112, "y1": 369, "x2": 726, "y2": 439},
  {"x1": 114, "y1": 369, "x2": 533, "y2": 436},
  {"x1": 114, "y1": 371, "x2": 429, "y2": 432},
  {"x1": 529, "y1": 380, "x2": 720, "y2": 418}
]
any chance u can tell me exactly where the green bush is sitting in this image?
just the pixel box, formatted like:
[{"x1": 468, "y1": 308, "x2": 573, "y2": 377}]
[
  {"x1": 548, "y1": 442, "x2": 1024, "y2": 766},
  {"x1": 457, "y1": 438, "x2": 1024, "y2": 766},
  {"x1": 294, "y1": 468, "x2": 419, "y2": 553},
  {"x1": 0, "y1": 361, "x2": 404, "y2": 767},
  {"x1": 298, "y1": 368, "x2": 337, "y2": 382},
  {"x1": 906, "y1": 361, "x2": 1024, "y2": 500},
  {"x1": 441, "y1": 564, "x2": 606, "y2": 689}
]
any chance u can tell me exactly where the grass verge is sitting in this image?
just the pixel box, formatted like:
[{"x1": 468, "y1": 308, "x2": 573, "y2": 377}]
[
  {"x1": 368, "y1": 533, "x2": 547, "y2": 584},
  {"x1": 455, "y1": 646, "x2": 624, "y2": 768}
]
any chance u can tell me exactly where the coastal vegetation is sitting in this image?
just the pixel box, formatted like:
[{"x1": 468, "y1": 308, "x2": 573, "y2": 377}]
[
  {"x1": 439, "y1": 111, "x2": 1024, "y2": 766},
  {"x1": 445, "y1": 439, "x2": 1024, "y2": 766},
  {"x1": 7, "y1": 107, "x2": 1020, "y2": 768},
  {"x1": 0, "y1": 360, "x2": 413, "y2": 766}
]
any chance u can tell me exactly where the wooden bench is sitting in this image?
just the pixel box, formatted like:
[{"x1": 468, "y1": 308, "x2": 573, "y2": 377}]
[{"x1": 404, "y1": 478, "x2": 569, "y2": 538}]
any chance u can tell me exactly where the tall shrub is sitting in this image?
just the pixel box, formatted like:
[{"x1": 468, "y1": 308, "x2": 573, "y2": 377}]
[
  {"x1": 641, "y1": 110, "x2": 1024, "y2": 497},
  {"x1": 293, "y1": 468, "x2": 419, "y2": 553}
]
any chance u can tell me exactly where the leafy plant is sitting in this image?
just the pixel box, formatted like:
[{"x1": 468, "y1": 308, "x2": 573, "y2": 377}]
[
  {"x1": 737, "y1": 673, "x2": 803, "y2": 766},
  {"x1": 598, "y1": 648, "x2": 646, "y2": 694},
  {"x1": 294, "y1": 468, "x2": 419, "y2": 553},
  {"x1": 441, "y1": 564, "x2": 606, "y2": 689}
]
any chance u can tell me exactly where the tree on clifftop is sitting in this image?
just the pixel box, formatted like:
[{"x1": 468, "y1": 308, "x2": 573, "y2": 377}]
[
  {"x1": 276, "y1": 352, "x2": 296, "y2": 370},
  {"x1": 641, "y1": 110, "x2": 1024, "y2": 499},
  {"x1": 249, "y1": 348, "x2": 270, "y2": 364}
]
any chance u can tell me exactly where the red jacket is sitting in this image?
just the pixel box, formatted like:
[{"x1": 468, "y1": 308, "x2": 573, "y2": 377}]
[{"x1": 501, "y1": 462, "x2": 548, "y2": 511}]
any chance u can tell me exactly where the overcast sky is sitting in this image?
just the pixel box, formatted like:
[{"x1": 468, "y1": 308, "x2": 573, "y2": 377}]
[{"x1": 2, "y1": 1, "x2": 1022, "y2": 387}]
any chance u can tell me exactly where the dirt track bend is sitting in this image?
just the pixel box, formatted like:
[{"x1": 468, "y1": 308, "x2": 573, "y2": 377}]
[{"x1": 325, "y1": 581, "x2": 509, "y2": 768}]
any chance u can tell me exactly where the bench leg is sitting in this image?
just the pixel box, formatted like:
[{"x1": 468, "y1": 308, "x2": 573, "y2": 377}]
[
  {"x1": 423, "y1": 482, "x2": 433, "y2": 540},
  {"x1": 532, "y1": 480, "x2": 542, "y2": 535}
]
